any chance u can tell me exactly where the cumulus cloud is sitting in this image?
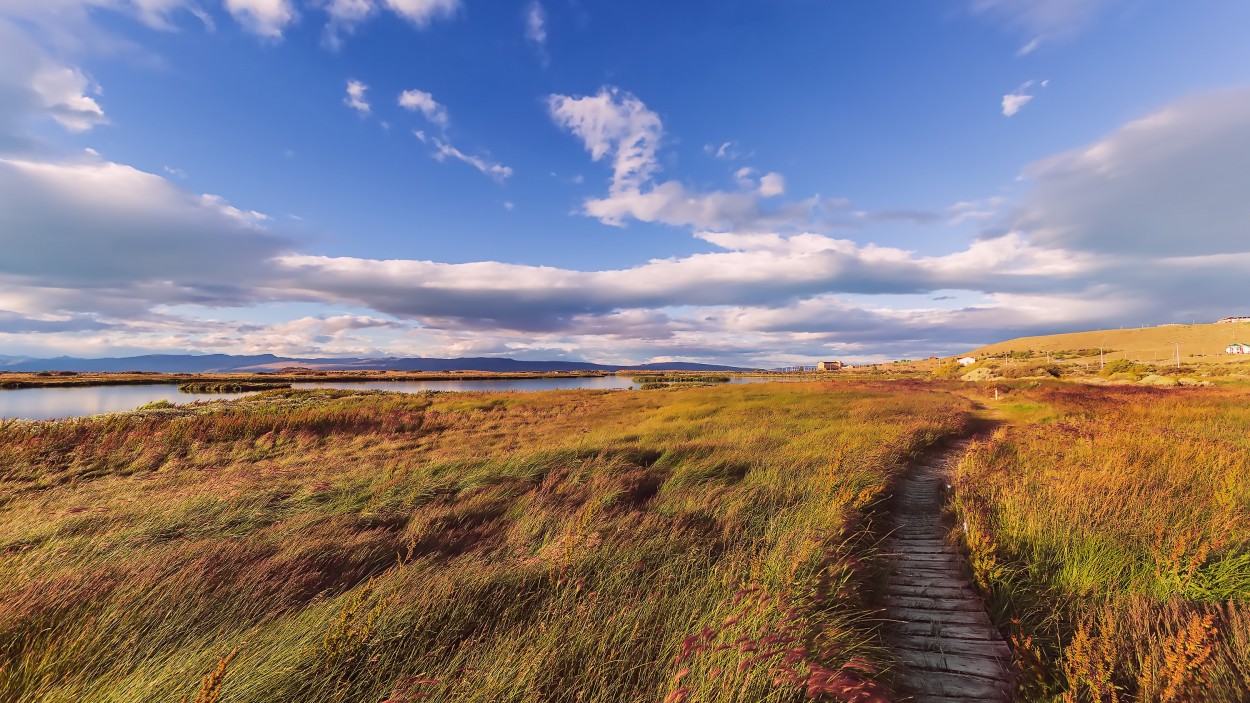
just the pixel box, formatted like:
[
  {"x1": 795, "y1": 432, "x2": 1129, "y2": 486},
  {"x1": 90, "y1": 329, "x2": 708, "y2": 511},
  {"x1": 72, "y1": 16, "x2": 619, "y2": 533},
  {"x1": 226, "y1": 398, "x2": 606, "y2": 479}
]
[
  {"x1": 758, "y1": 172, "x2": 785, "y2": 198},
  {"x1": 31, "y1": 65, "x2": 107, "y2": 132},
  {"x1": 382, "y1": 0, "x2": 459, "y2": 26},
  {"x1": 1001, "y1": 80, "x2": 1037, "y2": 116},
  {"x1": 0, "y1": 23, "x2": 109, "y2": 149},
  {"x1": 6, "y1": 79, "x2": 1250, "y2": 365},
  {"x1": 321, "y1": 0, "x2": 459, "y2": 46},
  {"x1": 323, "y1": 0, "x2": 375, "y2": 48},
  {"x1": 223, "y1": 0, "x2": 295, "y2": 37},
  {"x1": 398, "y1": 88, "x2": 449, "y2": 128},
  {"x1": 548, "y1": 87, "x2": 663, "y2": 194},
  {"x1": 549, "y1": 87, "x2": 824, "y2": 230},
  {"x1": 344, "y1": 79, "x2": 370, "y2": 115}
]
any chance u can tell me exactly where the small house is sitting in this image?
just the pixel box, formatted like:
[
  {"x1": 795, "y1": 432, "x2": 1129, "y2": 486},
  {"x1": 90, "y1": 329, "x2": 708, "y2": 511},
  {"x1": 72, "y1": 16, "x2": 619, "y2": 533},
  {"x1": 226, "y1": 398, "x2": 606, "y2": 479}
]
[
  {"x1": 817, "y1": 361, "x2": 844, "y2": 371},
  {"x1": 1226, "y1": 343, "x2": 1250, "y2": 354},
  {"x1": 957, "y1": 357, "x2": 977, "y2": 366}
]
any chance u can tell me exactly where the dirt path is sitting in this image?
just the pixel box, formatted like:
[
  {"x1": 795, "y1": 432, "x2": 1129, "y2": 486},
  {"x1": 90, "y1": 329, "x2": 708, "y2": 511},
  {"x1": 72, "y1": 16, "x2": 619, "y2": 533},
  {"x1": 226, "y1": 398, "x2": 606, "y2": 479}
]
[{"x1": 879, "y1": 438, "x2": 1015, "y2": 702}]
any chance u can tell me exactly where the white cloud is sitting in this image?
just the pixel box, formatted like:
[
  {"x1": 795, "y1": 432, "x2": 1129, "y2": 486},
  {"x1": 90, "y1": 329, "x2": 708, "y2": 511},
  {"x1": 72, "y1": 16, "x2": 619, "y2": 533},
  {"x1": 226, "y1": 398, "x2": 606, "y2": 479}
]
[
  {"x1": 548, "y1": 87, "x2": 663, "y2": 193},
  {"x1": 971, "y1": 0, "x2": 1117, "y2": 54},
  {"x1": 223, "y1": 0, "x2": 296, "y2": 38},
  {"x1": 7, "y1": 73, "x2": 1250, "y2": 364},
  {"x1": 398, "y1": 88, "x2": 449, "y2": 128},
  {"x1": 0, "y1": 24, "x2": 108, "y2": 146},
  {"x1": 320, "y1": 0, "x2": 460, "y2": 46},
  {"x1": 344, "y1": 79, "x2": 370, "y2": 115},
  {"x1": 1001, "y1": 80, "x2": 1035, "y2": 117},
  {"x1": 525, "y1": 1, "x2": 547, "y2": 56},
  {"x1": 0, "y1": 152, "x2": 287, "y2": 322},
  {"x1": 758, "y1": 172, "x2": 785, "y2": 198},
  {"x1": 323, "y1": 0, "x2": 375, "y2": 48},
  {"x1": 550, "y1": 87, "x2": 818, "y2": 229},
  {"x1": 705, "y1": 141, "x2": 742, "y2": 160},
  {"x1": 1012, "y1": 87, "x2": 1250, "y2": 257},
  {"x1": 382, "y1": 0, "x2": 459, "y2": 26},
  {"x1": 430, "y1": 137, "x2": 512, "y2": 181},
  {"x1": 30, "y1": 65, "x2": 107, "y2": 132}
]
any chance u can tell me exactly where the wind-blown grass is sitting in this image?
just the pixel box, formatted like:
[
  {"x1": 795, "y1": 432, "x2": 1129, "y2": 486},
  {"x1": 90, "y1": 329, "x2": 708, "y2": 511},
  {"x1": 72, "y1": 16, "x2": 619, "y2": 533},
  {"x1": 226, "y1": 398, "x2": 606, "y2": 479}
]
[
  {"x1": 953, "y1": 383, "x2": 1250, "y2": 701},
  {"x1": 0, "y1": 382, "x2": 970, "y2": 702}
]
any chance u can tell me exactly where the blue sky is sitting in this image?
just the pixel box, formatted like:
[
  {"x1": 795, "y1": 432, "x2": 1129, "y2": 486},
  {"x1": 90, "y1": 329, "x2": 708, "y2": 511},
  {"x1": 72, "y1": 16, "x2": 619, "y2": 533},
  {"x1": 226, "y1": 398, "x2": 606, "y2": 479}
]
[{"x1": 3, "y1": 1, "x2": 1250, "y2": 365}]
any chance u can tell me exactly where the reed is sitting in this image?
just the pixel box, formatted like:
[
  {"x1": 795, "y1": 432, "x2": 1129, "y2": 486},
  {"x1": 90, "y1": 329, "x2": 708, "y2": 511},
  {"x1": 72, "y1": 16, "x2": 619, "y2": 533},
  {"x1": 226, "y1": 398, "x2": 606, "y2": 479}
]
[
  {"x1": 0, "y1": 382, "x2": 969, "y2": 702},
  {"x1": 953, "y1": 383, "x2": 1250, "y2": 701}
]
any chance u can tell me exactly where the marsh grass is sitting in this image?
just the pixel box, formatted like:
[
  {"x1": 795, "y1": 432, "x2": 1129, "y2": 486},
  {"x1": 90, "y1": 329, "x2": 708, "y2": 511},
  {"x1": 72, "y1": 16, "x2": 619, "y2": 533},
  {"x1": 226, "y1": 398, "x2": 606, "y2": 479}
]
[
  {"x1": 0, "y1": 382, "x2": 969, "y2": 702},
  {"x1": 954, "y1": 383, "x2": 1250, "y2": 701}
]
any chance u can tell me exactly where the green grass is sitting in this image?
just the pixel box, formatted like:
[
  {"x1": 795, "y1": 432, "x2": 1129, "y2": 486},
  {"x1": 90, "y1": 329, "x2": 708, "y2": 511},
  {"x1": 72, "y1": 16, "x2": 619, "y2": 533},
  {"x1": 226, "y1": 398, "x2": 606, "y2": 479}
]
[
  {"x1": 178, "y1": 382, "x2": 293, "y2": 393},
  {"x1": 953, "y1": 383, "x2": 1250, "y2": 701},
  {"x1": 0, "y1": 382, "x2": 971, "y2": 702}
]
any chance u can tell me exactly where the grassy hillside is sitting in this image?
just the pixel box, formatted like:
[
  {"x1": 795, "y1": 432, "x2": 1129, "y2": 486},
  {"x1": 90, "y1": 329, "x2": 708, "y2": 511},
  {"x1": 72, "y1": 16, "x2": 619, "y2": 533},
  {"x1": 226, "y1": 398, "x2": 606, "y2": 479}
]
[
  {"x1": 955, "y1": 383, "x2": 1250, "y2": 701},
  {"x1": 0, "y1": 383, "x2": 970, "y2": 703},
  {"x1": 967, "y1": 321, "x2": 1250, "y2": 365}
]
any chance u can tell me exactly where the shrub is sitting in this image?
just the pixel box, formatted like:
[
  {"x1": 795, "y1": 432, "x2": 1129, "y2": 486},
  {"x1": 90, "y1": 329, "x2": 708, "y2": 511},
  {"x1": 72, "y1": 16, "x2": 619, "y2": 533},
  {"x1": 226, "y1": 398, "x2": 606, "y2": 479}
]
[
  {"x1": 932, "y1": 360, "x2": 967, "y2": 379},
  {"x1": 1099, "y1": 359, "x2": 1151, "y2": 378}
]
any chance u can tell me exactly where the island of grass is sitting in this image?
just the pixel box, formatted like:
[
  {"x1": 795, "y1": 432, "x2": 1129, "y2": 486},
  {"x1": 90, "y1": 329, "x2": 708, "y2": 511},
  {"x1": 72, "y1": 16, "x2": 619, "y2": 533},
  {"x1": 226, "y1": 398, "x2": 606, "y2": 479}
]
[
  {"x1": 630, "y1": 374, "x2": 731, "y2": 384},
  {"x1": 177, "y1": 382, "x2": 293, "y2": 393},
  {"x1": 0, "y1": 370, "x2": 615, "y2": 390}
]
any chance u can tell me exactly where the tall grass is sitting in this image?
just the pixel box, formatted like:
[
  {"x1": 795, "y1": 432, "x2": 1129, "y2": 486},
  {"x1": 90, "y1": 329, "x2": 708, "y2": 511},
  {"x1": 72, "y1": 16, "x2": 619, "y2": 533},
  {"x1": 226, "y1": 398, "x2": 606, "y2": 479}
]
[
  {"x1": 953, "y1": 383, "x2": 1250, "y2": 701},
  {"x1": 0, "y1": 383, "x2": 969, "y2": 702}
]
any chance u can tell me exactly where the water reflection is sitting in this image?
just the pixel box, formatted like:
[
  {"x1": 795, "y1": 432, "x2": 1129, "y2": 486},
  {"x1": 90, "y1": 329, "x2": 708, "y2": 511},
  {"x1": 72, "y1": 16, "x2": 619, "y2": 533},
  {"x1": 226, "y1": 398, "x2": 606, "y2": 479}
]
[{"x1": 0, "y1": 376, "x2": 768, "y2": 421}]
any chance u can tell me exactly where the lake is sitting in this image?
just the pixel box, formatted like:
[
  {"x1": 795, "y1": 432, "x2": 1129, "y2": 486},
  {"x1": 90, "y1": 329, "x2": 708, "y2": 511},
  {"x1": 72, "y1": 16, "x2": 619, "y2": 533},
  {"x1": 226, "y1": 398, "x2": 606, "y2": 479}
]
[{"x1": 0, "y1": 376, "x2": 769, "y2": 421}]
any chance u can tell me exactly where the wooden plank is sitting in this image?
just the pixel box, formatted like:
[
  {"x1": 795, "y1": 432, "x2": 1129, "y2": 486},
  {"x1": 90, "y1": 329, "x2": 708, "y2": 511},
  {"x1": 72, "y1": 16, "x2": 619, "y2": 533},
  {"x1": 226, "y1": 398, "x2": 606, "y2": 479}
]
[
  {"x1": 893, "y1": 669, "x2": 1012, "y2": 699},
  {"x1": 896, "y1": 647, "x2": 1012, "y2": 678},
  {"x1": 885, "y1": 607, "x2": 991, "y2": 626},
  {"x1": 883, "y1": 595, "x2": 982, "y2": 612},
  {"x1": 884, "y1": 619, "x2": 1000, "y2": 640},
  {"x1": 890, "y1": 634, "x2": 1010, "y2": 657},
  {"x1": 883, "y1": 584, "x2": 979, "y2": 599}
]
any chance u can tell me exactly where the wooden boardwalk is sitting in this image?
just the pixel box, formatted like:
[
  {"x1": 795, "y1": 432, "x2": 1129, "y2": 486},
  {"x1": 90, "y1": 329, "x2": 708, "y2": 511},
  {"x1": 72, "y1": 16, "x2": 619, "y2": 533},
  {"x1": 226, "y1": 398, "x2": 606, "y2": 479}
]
[{"x1": 880, "y1": 441, "x2": 1015, "y2": 702}]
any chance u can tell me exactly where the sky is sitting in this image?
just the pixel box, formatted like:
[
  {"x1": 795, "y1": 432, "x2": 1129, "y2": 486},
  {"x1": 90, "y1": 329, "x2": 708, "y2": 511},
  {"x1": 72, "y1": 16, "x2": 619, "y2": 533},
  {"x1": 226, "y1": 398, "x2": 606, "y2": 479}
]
[{"x1": 2, "y1": 0, "x2": 1250, "y2": 367}]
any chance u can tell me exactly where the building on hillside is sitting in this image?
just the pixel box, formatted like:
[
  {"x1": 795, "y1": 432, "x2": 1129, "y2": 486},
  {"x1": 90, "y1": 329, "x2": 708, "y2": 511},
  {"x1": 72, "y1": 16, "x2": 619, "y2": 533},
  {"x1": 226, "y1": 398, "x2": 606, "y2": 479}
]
[
  {"x1": 1218, "y1": 316, "x2": 1250, "y2": 324},
  {"x1": 1226, "y1": 343, "x2": 1250, "y2": 354},
  {"x1": 957, "y1": 357, "x2": 977, "y2": 366},
  {"x1": 817, "y1": 361, "x2": 844, "y2": 371}
]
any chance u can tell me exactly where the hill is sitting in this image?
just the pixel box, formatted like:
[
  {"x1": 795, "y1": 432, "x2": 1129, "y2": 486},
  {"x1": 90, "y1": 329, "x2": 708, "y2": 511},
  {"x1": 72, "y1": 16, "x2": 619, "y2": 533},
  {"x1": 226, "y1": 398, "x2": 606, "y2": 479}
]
[
  {"x1": 967, "y1": 321, "x2": 1250, "y2": 364},
  {"x1": 0, "y1": 354, "x2": 752, "y2": 374}
]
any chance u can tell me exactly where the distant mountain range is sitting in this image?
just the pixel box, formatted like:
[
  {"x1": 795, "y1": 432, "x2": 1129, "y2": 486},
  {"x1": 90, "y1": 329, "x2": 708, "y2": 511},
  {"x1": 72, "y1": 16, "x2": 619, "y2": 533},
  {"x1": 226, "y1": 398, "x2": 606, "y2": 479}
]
[{"x1": 0, "y1": 354, "x2": 754, "y2": 374}]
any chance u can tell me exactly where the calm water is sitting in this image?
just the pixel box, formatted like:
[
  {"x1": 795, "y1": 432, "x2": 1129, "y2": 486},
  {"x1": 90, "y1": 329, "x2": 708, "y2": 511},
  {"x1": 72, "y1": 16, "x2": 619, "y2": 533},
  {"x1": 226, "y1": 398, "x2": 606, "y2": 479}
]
[{"x1": 0, "y1": 376, "x2": 768, "y2": 421}]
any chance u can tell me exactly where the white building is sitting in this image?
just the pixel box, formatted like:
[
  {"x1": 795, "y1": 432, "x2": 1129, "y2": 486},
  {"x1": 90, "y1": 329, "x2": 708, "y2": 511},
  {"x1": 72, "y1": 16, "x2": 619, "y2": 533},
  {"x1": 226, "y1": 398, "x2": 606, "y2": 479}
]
[
  {"x1": 1226, "y1": 343, "x2": 1250, "y2": 354},
  {"x1": 957, "y1": 357, "x2": 977, "y2": 366}
]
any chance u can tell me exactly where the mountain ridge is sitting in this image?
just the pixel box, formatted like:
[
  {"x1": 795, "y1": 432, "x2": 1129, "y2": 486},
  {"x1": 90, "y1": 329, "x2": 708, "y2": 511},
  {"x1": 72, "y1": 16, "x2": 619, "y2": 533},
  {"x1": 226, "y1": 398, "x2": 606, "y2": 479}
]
[{"x1": 0, "y1": 354, "x2": 754, "y2": 374}]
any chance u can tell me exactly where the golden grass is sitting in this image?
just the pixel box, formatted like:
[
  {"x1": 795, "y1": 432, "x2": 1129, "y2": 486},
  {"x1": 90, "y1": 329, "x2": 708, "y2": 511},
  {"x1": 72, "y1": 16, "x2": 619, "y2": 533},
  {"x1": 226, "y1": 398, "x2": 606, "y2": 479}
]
[
  {"x1": 968, "y1": 321, "x2": 1250, "y2": 365},
  {"x1": 0, "y1": 382, "x2": 970, "y2": 702},
  {"x1": 953, "y1": 383, "x2": 1250, "y2": 701}
]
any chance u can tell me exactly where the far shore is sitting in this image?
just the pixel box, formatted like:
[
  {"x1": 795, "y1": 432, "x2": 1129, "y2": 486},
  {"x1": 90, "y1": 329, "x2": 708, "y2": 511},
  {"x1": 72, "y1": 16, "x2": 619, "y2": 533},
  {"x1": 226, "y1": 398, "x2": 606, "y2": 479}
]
[{"x1": 0, "y1": 369, "x2": 792, "y2": 389}]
